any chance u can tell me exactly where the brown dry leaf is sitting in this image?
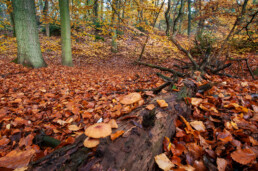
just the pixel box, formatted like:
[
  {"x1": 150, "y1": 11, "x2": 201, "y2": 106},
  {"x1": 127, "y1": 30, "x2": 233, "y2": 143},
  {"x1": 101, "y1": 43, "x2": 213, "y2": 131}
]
[
  {"x1": 0, "y1": 149, "x2": 35, "y2": 169},
  {"x1": 0, "y1": 137, "x2": 10, "y2": 147},
  {"x1": 110, "y1": 130, "x2": 125, "y2": 141},
  {"x1": 190, "y1": 121, "x2": 206, "y2": 132},
  {"x1": 157, "y1": 100, "x2": 168, "y2": 108},
  {"x1": 178, "y1": 164, "x2": 195, "y2": 171},
  {"x1": 68, "y1": 125, "x2": 80, "y2": 131},
  {"x1": 120, "y1": 92, "x2": 141, "y2": 105},
  {"x1": 217, "y1": 129, "x2": 233, "y2": 143},
  {"x1": 231, "y1": 148, "x2": 256, "y2": 165},
  {"x1": 146, "y1": 104, "x2": 155, "y2": 110},
  {"x1": 154, "y1": 153, "x2": 174, "y2": 171},
  {"x1": 191, "y1": 98, "x2": 203, "y2": 106},
  {"x1": 217, "y1": 158, "x2": 227, "y2": 171}
]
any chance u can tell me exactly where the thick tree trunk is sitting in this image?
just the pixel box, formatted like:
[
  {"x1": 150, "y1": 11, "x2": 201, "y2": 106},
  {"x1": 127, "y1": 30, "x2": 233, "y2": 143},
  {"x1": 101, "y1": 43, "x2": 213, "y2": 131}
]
[
  {"x1": 59, "y1": 0, "x2": 73, "y2": 66},
  {"x1": 28, "y1": 81, "x2": 196, "y2": 170},
  {"x1": 12, "y1": 0, "x2": 47, "y2": 68}
]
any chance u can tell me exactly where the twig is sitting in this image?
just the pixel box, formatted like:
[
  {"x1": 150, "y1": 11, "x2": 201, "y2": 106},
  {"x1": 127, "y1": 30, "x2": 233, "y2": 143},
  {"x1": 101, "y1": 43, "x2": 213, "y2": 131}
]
[
  {"x1": 213, "y1": 63, "x2": 232, "y2": 73},
  {"x1": 245, "y1": 59, "x2": 255, "y2": 80},
  {"x1": 136, "y1": 82, "x2": 171, "y2": 94}
]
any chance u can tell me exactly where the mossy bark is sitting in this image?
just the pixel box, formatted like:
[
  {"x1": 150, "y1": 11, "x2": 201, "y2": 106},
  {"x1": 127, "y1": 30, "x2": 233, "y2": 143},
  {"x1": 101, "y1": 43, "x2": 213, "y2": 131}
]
[
  {"x1": 59, "y1": 0, "x2": 73, "y2": 66},
  {"x1": 12, "y1": 0, "x2": 47, "y2": 68}
]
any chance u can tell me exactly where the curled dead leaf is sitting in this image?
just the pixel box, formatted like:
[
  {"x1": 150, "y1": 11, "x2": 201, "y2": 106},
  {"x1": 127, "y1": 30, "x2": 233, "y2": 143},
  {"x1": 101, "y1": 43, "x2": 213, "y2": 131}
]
[{"x1": 110, "y1": 130, "x2": 124, "y2": 141}]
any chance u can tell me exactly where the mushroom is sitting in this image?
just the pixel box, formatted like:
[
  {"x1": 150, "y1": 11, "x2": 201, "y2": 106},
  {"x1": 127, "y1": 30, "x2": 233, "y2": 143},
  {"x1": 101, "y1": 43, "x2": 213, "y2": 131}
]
[
  {"x1": 83, "y1": 137, "x2": 100, "y2": 148},
  {"x1": 85, "y1": 123, "x2": 112, "y2": 138}
]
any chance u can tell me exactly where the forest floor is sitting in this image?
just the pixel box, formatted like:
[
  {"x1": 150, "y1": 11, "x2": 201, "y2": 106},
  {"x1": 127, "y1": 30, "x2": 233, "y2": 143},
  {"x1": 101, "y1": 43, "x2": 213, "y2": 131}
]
[{"x1": 0, "y1": 34, "x2": 257, "y2": 170}]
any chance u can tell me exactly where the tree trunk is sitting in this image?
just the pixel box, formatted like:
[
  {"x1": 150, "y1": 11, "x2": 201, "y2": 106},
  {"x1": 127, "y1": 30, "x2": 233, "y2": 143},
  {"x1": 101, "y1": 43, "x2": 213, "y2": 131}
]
[
  {"x1": 28, "y1": 81, "x2": 196, "y2": 170},
  {"x1": 187, "y1": 0, "x2": 191, "y2": 37},
  {"x1": 165, "y1": 0, "x2": 171, "y2": 36},
  {"x1": 173, "y1": 0, "x2": 184, "y2": 35},
  {"x1": 59, "y1": 0, "x2": 73, "y2": 66},
  {"x1": 12, "y1": 0, "x2": 47, "y2": 68},
  {"x1": 111, "y1": 0, "x2": 118, "y2": 53},
  {"x1": 43, "y1": 0, "x2": 50, "y2": 37}
]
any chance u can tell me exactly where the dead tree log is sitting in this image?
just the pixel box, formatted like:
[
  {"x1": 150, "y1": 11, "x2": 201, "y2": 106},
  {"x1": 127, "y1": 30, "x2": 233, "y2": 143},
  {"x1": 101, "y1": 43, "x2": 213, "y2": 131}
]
[{"x1": 28, "y1": 80, "x2": 196, "y2": 171}]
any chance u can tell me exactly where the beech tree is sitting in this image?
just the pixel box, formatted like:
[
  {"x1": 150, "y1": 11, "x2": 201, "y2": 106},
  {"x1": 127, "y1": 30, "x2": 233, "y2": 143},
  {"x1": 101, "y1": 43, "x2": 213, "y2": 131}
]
[
  {"x1": 59, "y1": 0, "x2": 73, "y2": 66},
  {"x1": 12, "y1": 0, "x2": 47, "y2": 68}
]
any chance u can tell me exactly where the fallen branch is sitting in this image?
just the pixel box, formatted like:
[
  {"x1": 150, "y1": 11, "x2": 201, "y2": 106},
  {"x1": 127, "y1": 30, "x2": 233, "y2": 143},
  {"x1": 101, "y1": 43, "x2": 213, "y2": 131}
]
[
  {"x1": 28, "y1": 83, "x2": 195, "y2": 170},
  {"x1": 135, "y1": 61, "x2": 184, "y2": 77}
]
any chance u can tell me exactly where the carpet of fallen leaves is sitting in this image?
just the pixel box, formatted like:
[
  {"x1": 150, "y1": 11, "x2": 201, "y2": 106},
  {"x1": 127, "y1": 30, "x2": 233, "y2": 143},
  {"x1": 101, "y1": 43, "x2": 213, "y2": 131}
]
[
  {"x1": 0, "y1": 34, "x2": 257, "y2": 170},
  {"x1": 158, "y1": 75, "x2": 258, "y2": 170}
]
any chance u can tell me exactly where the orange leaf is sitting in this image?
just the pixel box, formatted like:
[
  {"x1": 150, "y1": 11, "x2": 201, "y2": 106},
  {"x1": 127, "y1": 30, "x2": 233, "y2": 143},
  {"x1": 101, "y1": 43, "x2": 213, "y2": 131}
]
[
  {"x1": 191, "y1": 98, "x2": 203, "y2": 106},
  {"x1": 110, "y1": 130, "x2": 124, "y2": 141},
  {"x1": 157, "y1": 99, "x2": 168, "y2": 108},
  {"x1": 0, "y1": 137, "x2": 10, "y2": 147},
  {"x1": 0, "y1": 149, "x2": 35, "y2": 169},
  {"x1": 231, "y1": 148, "x2": 256, "y2": 165},
  {"x1": 146, "y1": 104, "x2": 155, "y2": 110}
]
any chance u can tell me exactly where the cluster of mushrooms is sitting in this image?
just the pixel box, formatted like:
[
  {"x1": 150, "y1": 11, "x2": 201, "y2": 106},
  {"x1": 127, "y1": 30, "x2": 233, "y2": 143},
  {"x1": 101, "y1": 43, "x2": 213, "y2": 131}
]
[
  {"x1": 83, "y1": 92, "x2": 143, "y2": 148},
  {"x1": 83, "y1": 119, "x2": 118, "y2": 148}
]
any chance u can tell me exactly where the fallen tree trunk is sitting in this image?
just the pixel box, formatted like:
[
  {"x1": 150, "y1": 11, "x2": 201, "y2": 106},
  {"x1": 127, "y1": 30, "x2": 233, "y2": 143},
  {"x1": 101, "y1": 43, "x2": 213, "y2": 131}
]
[{"x1": 28, "y1": 80, "x2": 196, "y2": 171}]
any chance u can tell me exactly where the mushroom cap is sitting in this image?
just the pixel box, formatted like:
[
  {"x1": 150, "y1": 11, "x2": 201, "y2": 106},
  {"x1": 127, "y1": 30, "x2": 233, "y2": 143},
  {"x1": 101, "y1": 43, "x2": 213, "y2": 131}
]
[
  {"x1": 85, "y1": 123, "x2": 112, "y2": 138},
  {"x1": 83, "y1": 137, "x2": 100, "y2": 148},
  {"x1": 120, "y1": 92, "x2": 141, "y2": 105},
  {"x1": 108, "y1": 119, "x2": 118, "y2": 129}
]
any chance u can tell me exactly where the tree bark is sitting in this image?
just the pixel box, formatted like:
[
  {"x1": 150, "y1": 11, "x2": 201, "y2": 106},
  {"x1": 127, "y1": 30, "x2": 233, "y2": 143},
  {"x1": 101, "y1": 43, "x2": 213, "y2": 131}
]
[
  {"x1": 59, "y1": 0, "x2": 73, "y2": 66},
  {"x1": 12, "y1": 0, "x2": 47, "y2": 68},
  {"x1": 187, "y1": 0, "x2": 191, "y2": 37},
  {"x1": 28, "y1": 82, "x2": 196, "y2": 170},
  {"x1": 43, "y1": 0, "x2": 50, "y2": 37}
]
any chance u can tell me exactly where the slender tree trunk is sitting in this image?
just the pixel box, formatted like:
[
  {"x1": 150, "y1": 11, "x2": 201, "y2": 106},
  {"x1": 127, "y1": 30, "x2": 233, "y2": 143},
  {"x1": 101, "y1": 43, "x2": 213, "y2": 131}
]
[
  {"x1": 100, "y1": 0, "x2": 104, "y2": 21},
  {"x1": 12, "y1": 0, "x2": 47, "y2": 68},
  {"x1": 173, "y1": 0, "x2": 184, "y2": 35},
  {"x1": 59, "y1": 0, "x2": 73, "y2": 66},
  {"x1": 6, "y1": 0, "x2": 15, "y2": 37},
  {"x1": 43, "y1": 0, "x2": 50, "y2": 37},
  {"x1": 93, "y1": 0, "x2": 99, "y2": 36},
  {"x1": 111, "y1": 0, "x2": 118, "y2": 53},
  {"x1": 165, "y1": 0, "x2": 171, "y2": 36},
  {"x1": 10, "y1": 12, "x2": 16, "y2": 37},
  {"x1": 187, "y1": 0, "x2": 191, "y2": 37}
]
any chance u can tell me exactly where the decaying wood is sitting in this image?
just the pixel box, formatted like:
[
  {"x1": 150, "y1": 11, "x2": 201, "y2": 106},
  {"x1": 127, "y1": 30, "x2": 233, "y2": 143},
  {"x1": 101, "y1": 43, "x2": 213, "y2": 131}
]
[{"x1": 28, "y1": 80, "x2": 196, "y2": 171}]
